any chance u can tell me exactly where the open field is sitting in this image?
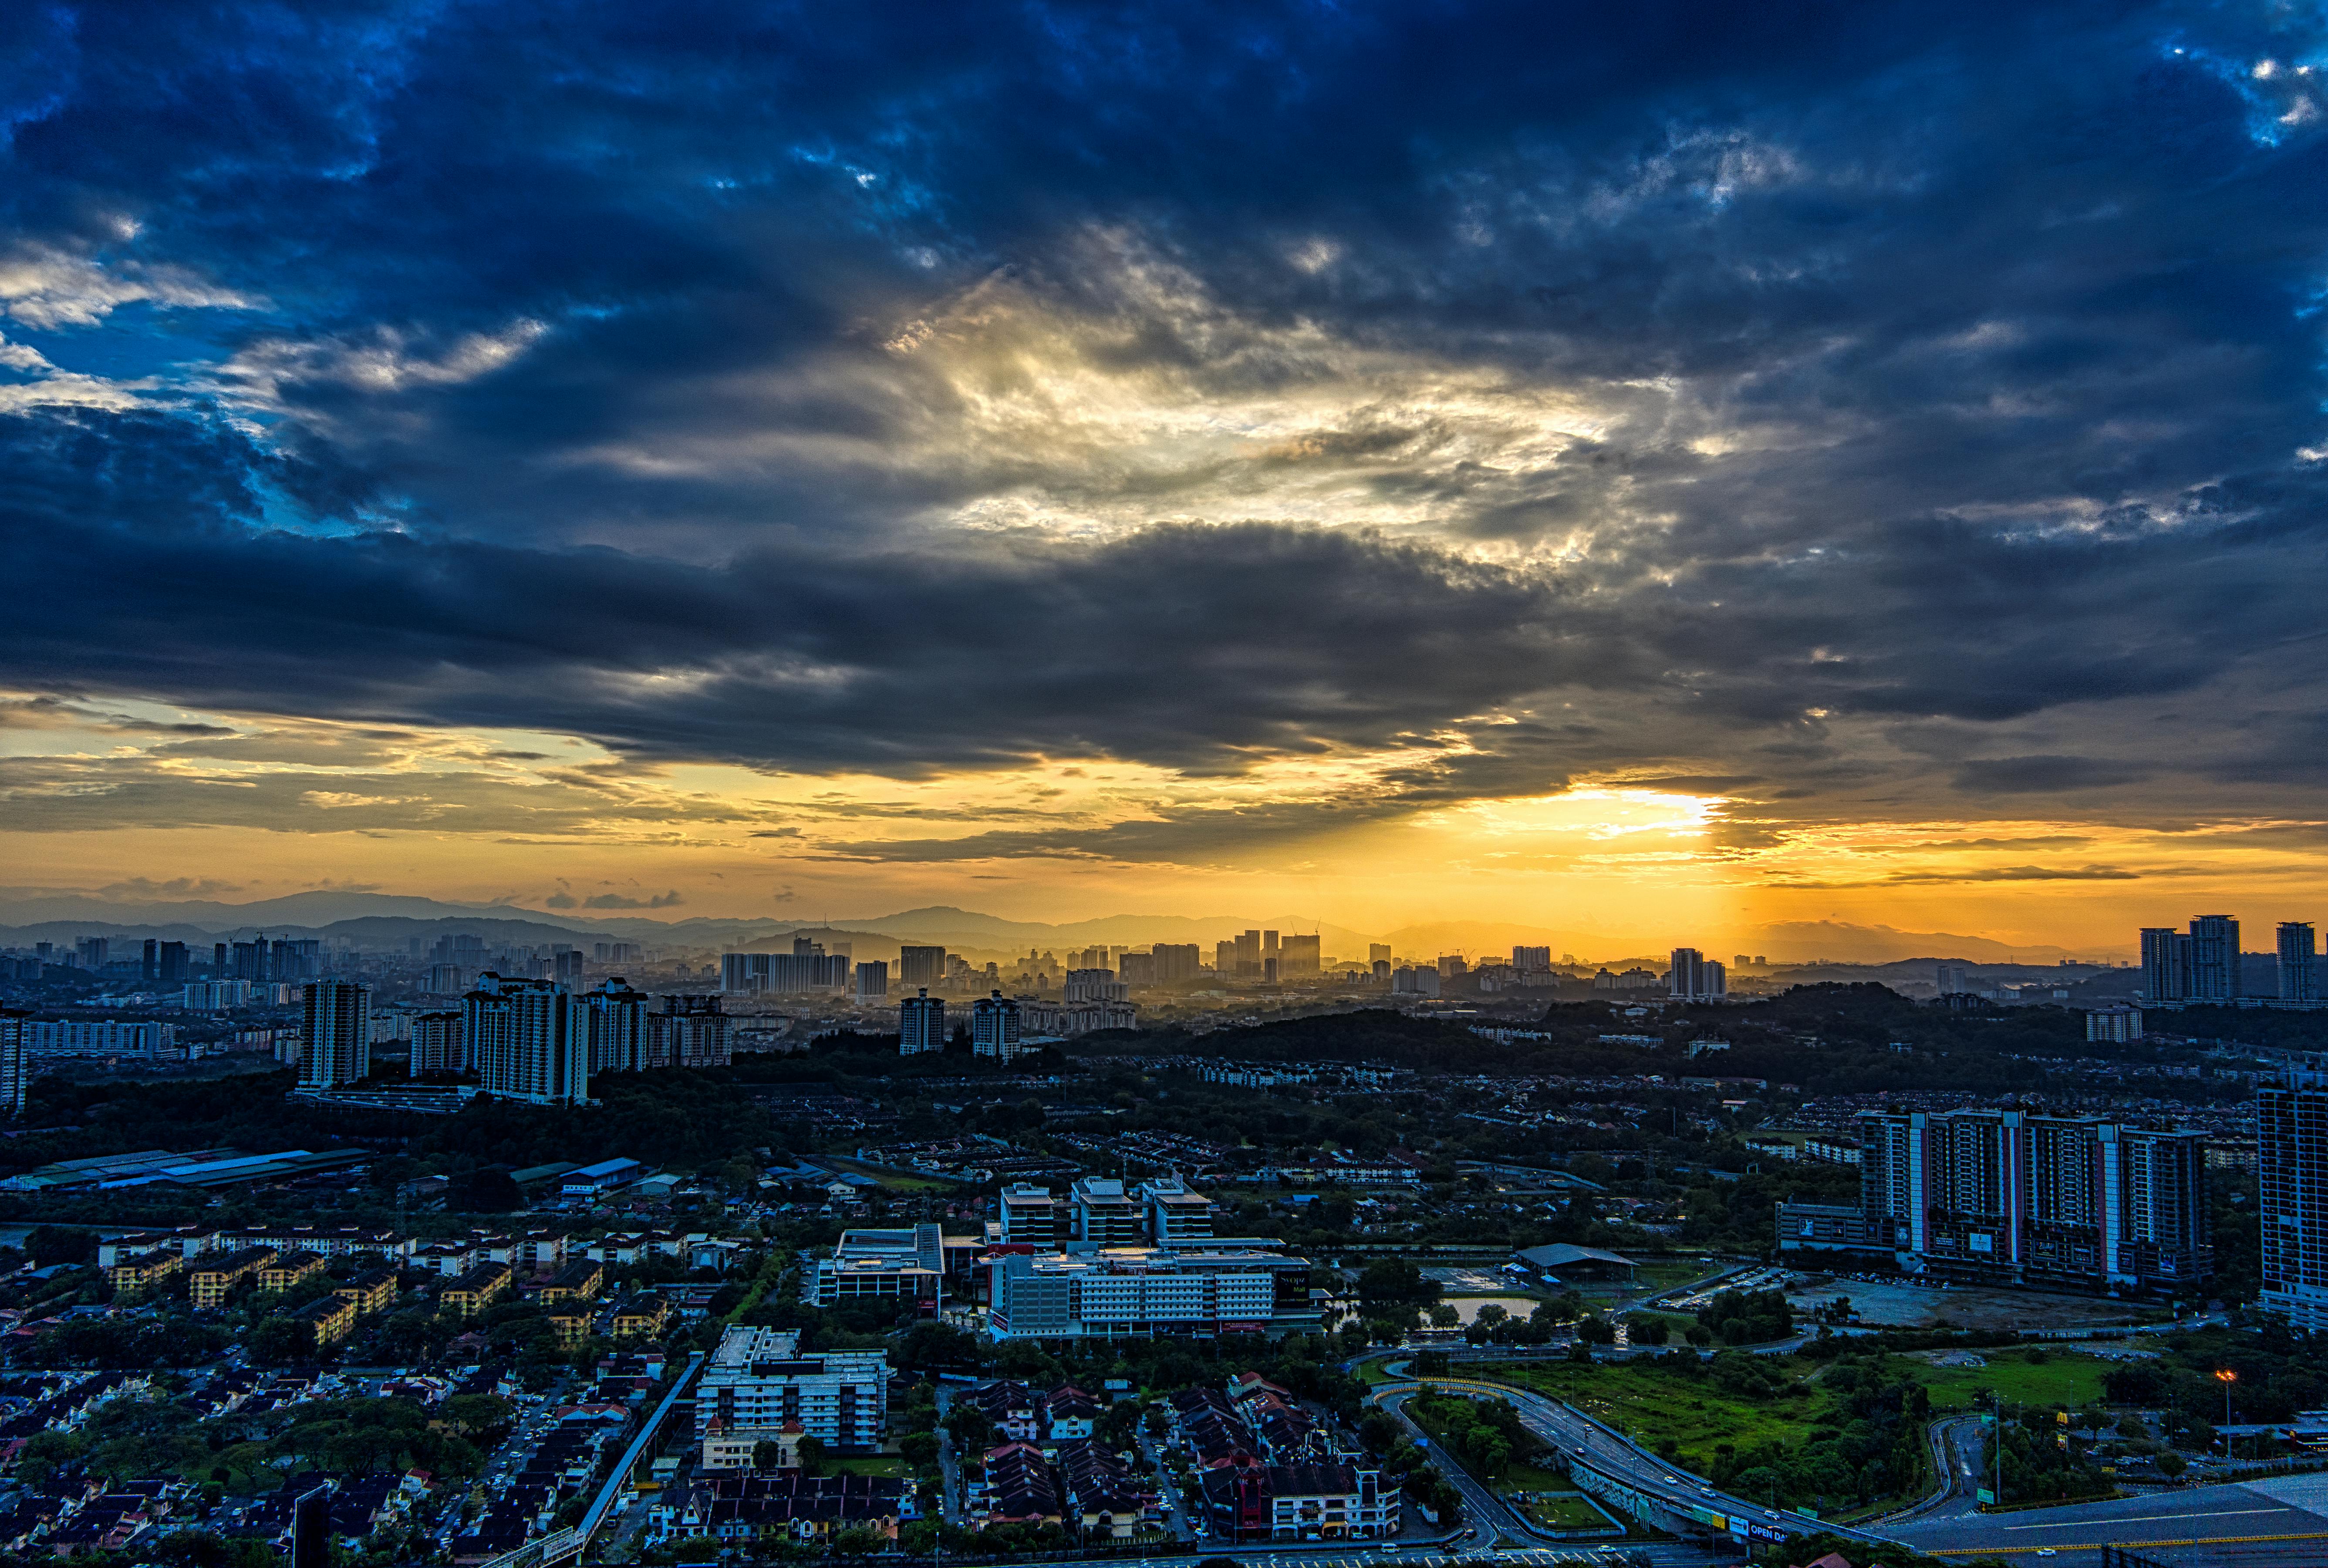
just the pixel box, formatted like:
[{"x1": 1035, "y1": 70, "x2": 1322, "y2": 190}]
[
  {"x1": 831, "y1": 1456, "x2": 908, "y2": 1476},
  {"x1": 1907, "y1": 1349, "x2": 2114, "y2": 1410},
  {"x1": 1518, "y1": 1492, "x2": 1621, "y2": 1531},
  {"x1": 1473, "y1": 1360, "x2": 1835, "y2": 1460},
  {"x1": 1783, "y1": 1274, "x2": 2162, "y2": 1332}
]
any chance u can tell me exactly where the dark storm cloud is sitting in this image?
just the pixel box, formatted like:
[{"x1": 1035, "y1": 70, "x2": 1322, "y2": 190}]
[{"x1": 9, "y1": 0, "x2": 2328, "y2": 829}]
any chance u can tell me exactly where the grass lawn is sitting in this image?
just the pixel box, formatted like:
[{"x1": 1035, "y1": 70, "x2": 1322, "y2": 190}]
[
  {"x1": 830, "y1": 1457, "x2": 908, "y2": 1477},
  {"x1": 1520, "y1": 1493, "x2": 1619, "y2": 1531},
  {"x1": 1473, "y1": 1359, "x2": 1836, "y2": 1461},
  {"x1": 1356, "y1": 1359, "x2": 1406, "y2": 1387},
  {"x1": 1910, "y1": 1353, "x2": 2112, "y2": 1412}
]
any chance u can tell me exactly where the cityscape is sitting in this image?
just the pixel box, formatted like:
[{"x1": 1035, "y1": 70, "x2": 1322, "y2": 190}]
[{"x1": 13, "y1": 4, "x2": 2328, "y2": 1568}]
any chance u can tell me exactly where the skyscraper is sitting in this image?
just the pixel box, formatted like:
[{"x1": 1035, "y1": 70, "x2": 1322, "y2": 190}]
[
  {"x1": 1858, "y1": 1108, "x2": 2208, "y2": 1290},
  {"x1": 580, "y1": 978, "x2": 650, "y2": 1072},
  {"x1": 408, "y1": 1010, "x2": 465, "y2": 1075},
  {"x1": 299, "y1": 979, "x2": 372, "y2": 1091},
  {"x1": 2189, "y1": 914, "x2": 2240, "y2": 1000},
  {"x1": 1369, "y1": 944, "x2": 1393, "y2": 967},
  {"x1": 898, "y1": 945, "x2": 946, "y2": 987},
  {"x1": 463, "y1": 973, "x2": 589, "y2": 1105},
  {"x1": 1668, "y1": 948, "x2": 1727, "y2": 1002},
  {"x1": 1934, "y1": 960, "x2": 1972, "y2": 996},
  {"x1": 649, "y1": 994, "x2": 731, "y2": 1068},
  {"x1": 0, "y1": 1008, "x2": 28, "y2": 1117},
  {"x1": 2261, "y1": 1061, "x2": 2328, "y2": 1331},
  {"x1": 2281, "y1": 923, "x2": 2319, "y2": 1003},
  {"x1": 900, "y1": 989, "x2": 946, "y2": 1055},
  {"x1": 2140, "y1": 926, "x2": 2192, "y2": 1002},
  {"x1": 1279, "y1": 934, "x2": 1321, "y2": 977},
  {"x1": 854, "y1": 961, "x2": 889, "y2": 1001},
  {"x1": 1151, "y1": 943, "x2": 1200, "y2": 984},
  {"x1": 972, "y1": 989, "x2": 1023, "y2": 1059}
]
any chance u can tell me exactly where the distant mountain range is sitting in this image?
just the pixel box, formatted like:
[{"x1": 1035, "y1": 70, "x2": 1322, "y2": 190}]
[{"x1": 0, "y1": 890, "x2": 2112, "y2": 965}]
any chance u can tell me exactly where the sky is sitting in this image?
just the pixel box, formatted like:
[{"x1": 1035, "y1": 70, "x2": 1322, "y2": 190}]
[{"x1": 7, "y1": 0, "x2": 2328, "y2": 954}]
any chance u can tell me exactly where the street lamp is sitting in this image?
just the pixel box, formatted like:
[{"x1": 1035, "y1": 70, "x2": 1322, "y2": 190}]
[{"x1": 2217, "y1": 1370, "x2": 2237, "y2": 1462}]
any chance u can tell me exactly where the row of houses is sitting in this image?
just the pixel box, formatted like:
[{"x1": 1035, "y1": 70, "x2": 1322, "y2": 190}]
[{"x1": 1168, "y1": 1374, "x2": 1397, "y2": 1543}]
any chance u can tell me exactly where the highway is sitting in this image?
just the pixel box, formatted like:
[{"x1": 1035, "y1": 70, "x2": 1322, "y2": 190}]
[
  {"x1": 1383, "y1": 1374, "x2": 1864, "y2": 1554},
  {"x1": 1889, "y1": 1472, "x2": 2328, "y2": 1566}
]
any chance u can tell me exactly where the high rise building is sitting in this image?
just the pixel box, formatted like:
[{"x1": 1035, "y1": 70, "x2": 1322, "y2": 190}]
[
  {"x1": 1151, "y1": 944, "x2": 1200, "y2": 984},
  {"x1": 1372, "y1": 959, "x2": 1392, "y2": 984},
  {"x1": 899, "y1": 989, "x2": 945, "y2": 1055},
  {"x1": 2189, "y1": 914, "x2": 2240, "y2": 1000},
  {"x1": 972, "y1": 990, "x2": 1024, "y2": 1059},
  {"x1": 1233, "y1": 930, "x2": 1262, "y2": 978},
  {"x1": 1668, "y1": 948, "x2": 1727, "y2": 1002},
  {"x1": 854, "y1": 961, "x2": 889, "y2": 1001},
  {"x1": 1858, "y1": 1108, "x2": 2208, "y2": 1290},
  {"x1": 2281, "y1": 923, "x2": 2319, "y2": 1003},
  {"x1": 648, "y1": 994, "x2": 731, "y2": 1068},
  {"x1": 2140, "y1": 927, "x2": 2192, "y2": 1002},
  {"x1": 1512, "y1": 945, "x2": 1551, "y2": 972},
  {"x1": 1934, "y1": 960, "x2": 1972, "y2": 996},
  {"x1": 155, "y1": 941, "x2": 188, "y2": 984},
  {"x1": 0, "y1": 1008, "x2": 28, "y2": 1117},
  {"x1": 1118, "y1": 951, "x2": 1158, "y2": 986},
  {"x1": 579, "y1": 978, "x2": 650, "y2": 1072},
  {"x1": 2260, "y1": 1060, "x2": 2328, "y2": 1331},
  {"x1": 1215, "y1": 940, "x2": 1237, "y2": 977},
  {"x1": 299, "y1": 980, "x2": 372, "y2": 1092},
  {"x1": 698, "y1": 1327, "x2": 888, "y2": 1451},
  {"x1": 1063, "y1": 968, "x2": 1127, "y2": 1004},
  {"x1": 78, "y1": 936, "x2": 108, "y2": 970},
  {"x1": 1279, "y1": 934, "x2": 1321, "y2": 977},
  {"x1": 898, "y1": 945, "x2": 946, "y2": 988},
  {"x1": 1369, "y1": 944, "x2": 1392, "y2": 967},
  {"x1": 408, "y1": 1011, "x2": 465, "y2": 1075},
  {"x1": 463, "y1": 973, "x2": 589, "y2": 1105},
  {"x1": 553, "y1": 948, "x2": 584, "y2": 985}
]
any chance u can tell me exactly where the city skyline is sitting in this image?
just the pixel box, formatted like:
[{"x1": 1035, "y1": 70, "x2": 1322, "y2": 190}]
[{"x1": 16, "y1": 5, "x2": 2328, "y2": 949}]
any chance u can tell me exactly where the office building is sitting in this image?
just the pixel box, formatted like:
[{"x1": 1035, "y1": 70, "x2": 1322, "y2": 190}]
[
  {"x1": 699, "y1": 1326, "x2": 888, "y2": 1450},
  {"x1": 1140, "y1": 1175, "x2": 1216, "y2": 1244},
  {"x1": 1857, "y1": 1109, "x2": 2209, "y2": 1291},
  {"x1": 1668, "y1": 948, "x2": 1727, "y2": 1002},
  {"x1": 649, "y1": 994, "x2": 731, "y2": 1068},
  {"x1": 853, "y1": 961, "x2": 888, "y2": 1001},
  {"x1": 298, "y1": 980, "x2": 372, "y2": 1091},
  {"x1": 805, "y1": 1223, "x2": 981, "y2": 1308},
  {"x1": 0, "y1": 1009, "x2": 27, "y2": 1117},
  {"x1": 408, "y1": 1011, "x2": 465, "y2": 1075},
  {"x1": 999, "y1": 1183, "x2": 1062, "y2": 1247},
  {"x1": 2260, "y1": 1061, "x2": 2328, "y2": 1332},
  {"x1": 898, "y1": 945, "x2": 946, "y2": 988},
  {"x1": 1071, "y1": 1177, "x2": 1145, "y2": 1245},
  {"x1": 2281, "y1": 923, "x2": 2320, "y2": 1003},
  {"x1": 1152, "y1": 943, "x2": 1201, "y2": 984},
  {"x1": 463, "y1": 973, "x2": 589, "y2": 1106},
  {"x1": 972, "y1": 990, "x2": 1026, "y2": 1060},
  {"x1": 580, "y1": 978, "x2": 650, "y2": 1072},
  {"x1": 985, "y1": 1245, "x2": 1319, "y2": 1342},
  {"x1": 899, "y1": 989, "x2": 946, "y2": 1055}
]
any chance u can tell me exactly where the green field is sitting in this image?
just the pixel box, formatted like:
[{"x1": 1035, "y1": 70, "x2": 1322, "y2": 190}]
[
  {"x1": 1909, "y1": 1352, "x2": 2112, "y2": 1411},
  {"x1": 1519, "y1": 1493, "x2": 1620, "y2": 1532},
  {"x1": 1474, "y1": 1361, "x2": 1836, "y2": 1459},
  {"x1": 830, "y1": 1456, "x2": 908, "y2": 1477}
]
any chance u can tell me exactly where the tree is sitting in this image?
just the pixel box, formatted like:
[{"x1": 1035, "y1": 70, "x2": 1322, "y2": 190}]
[
  {"x1": 1626, "y1": 1315, "x2": 1670, "y2": 1345},
  {"x1": 796, "y1": 1435, "x2": 828, "y2": 1477},
  {"x1": 27, "y1": 1225, "x2": 96, "y2": 1267},
  {"x1": 449, "y1": 1167, "x2": 523, "y2": 1212},
  {"x1": 753, "y1": 1440, "x2": 788, "y2": 1472}
]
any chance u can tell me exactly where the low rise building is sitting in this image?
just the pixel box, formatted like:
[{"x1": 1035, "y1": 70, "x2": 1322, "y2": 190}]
[
  {"x1": 334, "y1": 1267, "x2": 400, "y2": 1316},
  {"x1": 190, "y1": 1247, "x2": 278, "y2": 1311},
  {"x1": 986, "y1": 1244, "x2": 1318, "y2": 1342},
  {"x1": 439, "y1": 1262, "x2": 514, "y2": 1318},
  {"x1": 257, "y1": 1251, "x2": 327, "y2": 1294},
  {"x1": 698, "y1": 1325, "x2": 888, "y2": 1451},
  {"x1": 105, "y1": 1250, "x2": 184, "y2": 1298}
]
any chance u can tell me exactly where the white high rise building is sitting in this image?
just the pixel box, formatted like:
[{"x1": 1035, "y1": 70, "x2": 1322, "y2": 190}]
[
  {"x1": 463, "y1": 973, "x2": 589, "y2": 1105},
  {"x1": 1668, "y1": 948, "x2": 1727, "y2": 1002}
]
